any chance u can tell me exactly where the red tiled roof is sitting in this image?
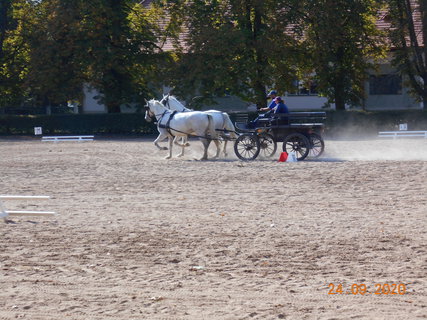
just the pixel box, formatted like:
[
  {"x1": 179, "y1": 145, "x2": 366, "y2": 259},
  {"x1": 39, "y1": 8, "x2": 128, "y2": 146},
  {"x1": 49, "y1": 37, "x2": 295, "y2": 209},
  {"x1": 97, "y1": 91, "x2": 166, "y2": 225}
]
[
  {"x1": 376, "y1": 1, "x2": 424, "y2": 48},
  {"x1": 144, "y1": 1, "x2": 424, "y2": 52}
]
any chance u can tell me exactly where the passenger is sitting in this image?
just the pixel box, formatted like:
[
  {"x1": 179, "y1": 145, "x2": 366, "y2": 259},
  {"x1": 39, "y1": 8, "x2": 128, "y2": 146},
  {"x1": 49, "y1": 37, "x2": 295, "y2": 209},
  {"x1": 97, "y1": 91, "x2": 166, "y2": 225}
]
[
  {"x1": 248, "y1": 93, "x2": 289, "y2": 128},
  {"x1": 272, "y1": 96, "x2": 289, "y2": 114}
]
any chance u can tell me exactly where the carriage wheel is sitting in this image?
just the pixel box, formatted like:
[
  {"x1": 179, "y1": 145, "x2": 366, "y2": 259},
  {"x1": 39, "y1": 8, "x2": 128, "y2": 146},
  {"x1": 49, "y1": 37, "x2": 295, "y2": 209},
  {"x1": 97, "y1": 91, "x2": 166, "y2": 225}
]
[
  {"x1": 234, "y1": 133, "x2": 260, "y2": 161},
  {"x1": 308, "y1": 133, "x2": 325, "y2": 158},
  {"x1": 282, "y1": 133, "x2": 310, "y2": 161},
  {"x1": 259, "y1": 133, "x2": 277, "y2": 158}
]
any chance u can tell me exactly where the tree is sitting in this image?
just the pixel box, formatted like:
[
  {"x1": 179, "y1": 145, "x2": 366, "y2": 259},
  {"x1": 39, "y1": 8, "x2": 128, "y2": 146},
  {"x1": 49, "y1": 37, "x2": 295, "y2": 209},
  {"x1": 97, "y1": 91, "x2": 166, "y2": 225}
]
[
  {"x1": 300, "y1": 0, "x2": 386, "y2": 110},
  {"x1": 1, "y1": 0, "x2": 168, "y2": 113},
  {"x1": 0, "y1": 0, "x2": 12, "y2": 61},
  {"x1": 387, "y1": 0, "x2": 427, "y2": 109},
  {"x1": 26, "y1": 0, "x2": 165, "y2": 113},
  {"x1": 159, "y1": 0, "x2": 386, "y2": 110},
  {"x1": 0, "y1": 0, "x2": 31, "y2": 107},
  {"x1": 163, "y1": 0, "x2": 302, "y2": 108},
  {"x1": 23, "y1": 0, "x2": 86, "y2": 108}
]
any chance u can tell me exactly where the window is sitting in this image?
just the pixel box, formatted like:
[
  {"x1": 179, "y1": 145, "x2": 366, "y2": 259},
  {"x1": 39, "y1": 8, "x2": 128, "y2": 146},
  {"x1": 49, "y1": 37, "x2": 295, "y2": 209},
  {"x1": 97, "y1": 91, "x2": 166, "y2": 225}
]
[
  {"x1": 288, "y1": 80, "x2": 318, "y2": 96},
  {"x1": 369, "y1": 74, "x2": 402, "y2": 95}
]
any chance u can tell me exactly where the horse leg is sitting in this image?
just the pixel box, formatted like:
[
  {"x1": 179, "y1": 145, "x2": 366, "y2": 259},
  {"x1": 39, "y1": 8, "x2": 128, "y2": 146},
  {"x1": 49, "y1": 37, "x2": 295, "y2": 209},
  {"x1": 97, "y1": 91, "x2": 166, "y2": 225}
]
[
  {"x1": 212, "y1": 139, "x2": 221, "y2": 158},
  {"x1": 154, "y1": 133, "x2": 169, "y2": 150},
  {"x1": 165, "y1": 136, "x2": 173, "y2": 159},
  {"x1": 222, "y1": 140, "x2": 228, "y2": 157},
  {"x1": 174, "y1": 136, "x2": 187, "y2": 157},
  {"x1": 199, "y1": 138, "x2": 211, "y2": 160},
  {"x1": 174, "y1": 136, "x2": 190, "y2": 147}
]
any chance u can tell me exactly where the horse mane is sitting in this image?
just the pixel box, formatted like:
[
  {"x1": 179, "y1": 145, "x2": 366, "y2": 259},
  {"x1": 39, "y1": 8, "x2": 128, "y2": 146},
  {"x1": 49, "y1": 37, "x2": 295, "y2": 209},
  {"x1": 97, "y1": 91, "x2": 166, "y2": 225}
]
[
  {"x1": 161, "y1": 95, "x2": 191, "y2": 112},
  {"x1": 148, "y1": 99, "x2": 168, "y2": 111}
]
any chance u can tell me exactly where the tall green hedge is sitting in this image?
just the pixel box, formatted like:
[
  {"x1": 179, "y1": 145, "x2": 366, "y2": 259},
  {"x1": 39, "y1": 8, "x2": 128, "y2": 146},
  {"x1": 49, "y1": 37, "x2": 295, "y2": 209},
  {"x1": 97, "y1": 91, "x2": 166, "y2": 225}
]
[
  {"x1": 0, "y1": 110, "x2": 426, "y2": 137},
  {"x1": 0, "y1": 113, "x2": 157, "y2": 135}
]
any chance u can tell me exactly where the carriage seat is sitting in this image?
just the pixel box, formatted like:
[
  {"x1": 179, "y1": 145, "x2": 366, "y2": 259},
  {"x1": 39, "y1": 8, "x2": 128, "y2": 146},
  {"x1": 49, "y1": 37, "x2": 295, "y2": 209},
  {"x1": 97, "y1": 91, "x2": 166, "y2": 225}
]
[
  {"x1": 269, "y1": 113, "x2": 290, "y2": 126},
  {"x1": 256, "y1": 118, "x2": 271, "y2": 127}
]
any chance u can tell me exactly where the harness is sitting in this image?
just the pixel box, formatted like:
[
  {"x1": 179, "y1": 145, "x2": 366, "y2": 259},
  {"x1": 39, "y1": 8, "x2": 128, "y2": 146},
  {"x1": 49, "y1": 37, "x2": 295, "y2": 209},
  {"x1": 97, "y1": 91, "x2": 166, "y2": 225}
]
[
  {"x1": 158, "y1": 110, "x2": 178, "y2": 137},
  {"x1": 145, "y1": 102, "x2": 238, "y2": 140}
]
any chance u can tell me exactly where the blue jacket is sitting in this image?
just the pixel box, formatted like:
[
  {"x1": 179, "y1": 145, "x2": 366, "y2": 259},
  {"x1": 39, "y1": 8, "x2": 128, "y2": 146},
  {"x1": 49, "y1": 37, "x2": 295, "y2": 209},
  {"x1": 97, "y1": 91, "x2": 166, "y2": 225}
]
[
  {"x1": 268, "y1": 100, "x2": 277, "y2": 109},
  {"x1": 274, "y1": 102, "x2": 289, "y2": 114}
]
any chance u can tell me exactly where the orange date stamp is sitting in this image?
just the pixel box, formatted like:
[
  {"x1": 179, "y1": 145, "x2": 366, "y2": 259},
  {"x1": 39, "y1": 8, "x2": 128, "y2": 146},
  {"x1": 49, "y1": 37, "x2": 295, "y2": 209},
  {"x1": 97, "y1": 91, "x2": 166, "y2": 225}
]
[{"x1": 328, "y1": 283, "x2": 407, "y2": 295}]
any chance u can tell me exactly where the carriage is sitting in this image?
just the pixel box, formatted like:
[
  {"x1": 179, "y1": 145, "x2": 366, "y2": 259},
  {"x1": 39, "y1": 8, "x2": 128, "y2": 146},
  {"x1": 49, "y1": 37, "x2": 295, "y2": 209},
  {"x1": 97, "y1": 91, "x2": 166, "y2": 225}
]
[
  {"x1": 233, "y1": 112, "x2": 326, "y2": 161},
  {"x1": 145, "y1": 95, "x2": 326, "y2": 161}
]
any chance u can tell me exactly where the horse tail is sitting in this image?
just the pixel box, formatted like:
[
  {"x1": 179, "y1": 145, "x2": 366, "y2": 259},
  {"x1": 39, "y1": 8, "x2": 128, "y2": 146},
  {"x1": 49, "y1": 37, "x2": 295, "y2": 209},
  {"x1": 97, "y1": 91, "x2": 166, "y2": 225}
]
[
  {"x1": 207, "y1": 114, "x2": 217, "y2": 140},
  {"x1": 222, "y1": 113, "x2": 238, "y2": 139}
]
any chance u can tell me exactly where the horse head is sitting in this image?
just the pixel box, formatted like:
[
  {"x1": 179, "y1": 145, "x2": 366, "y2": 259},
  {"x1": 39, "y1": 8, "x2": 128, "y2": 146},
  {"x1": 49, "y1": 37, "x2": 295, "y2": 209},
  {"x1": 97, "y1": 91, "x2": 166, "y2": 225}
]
[
  {"x1": 144, "y1": 99, "x2": 153, "y2": 122},
  {"x1": 144, "y1": 99, "x2": 167, "y2": 122}
]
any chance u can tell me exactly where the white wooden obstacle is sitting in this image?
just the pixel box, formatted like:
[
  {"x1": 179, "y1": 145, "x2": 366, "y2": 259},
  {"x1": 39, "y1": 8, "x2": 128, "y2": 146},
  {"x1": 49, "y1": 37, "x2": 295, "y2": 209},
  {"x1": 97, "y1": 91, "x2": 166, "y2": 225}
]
[
  {"x1": 378, "y1": 131, "x2": 427, "y2": 139},
  {"x1": 42, "y1": 135, "x2": 94, "y2": 142},
  {"x1": 0, "y1": 195, "x2": 57, "y2": 222}
]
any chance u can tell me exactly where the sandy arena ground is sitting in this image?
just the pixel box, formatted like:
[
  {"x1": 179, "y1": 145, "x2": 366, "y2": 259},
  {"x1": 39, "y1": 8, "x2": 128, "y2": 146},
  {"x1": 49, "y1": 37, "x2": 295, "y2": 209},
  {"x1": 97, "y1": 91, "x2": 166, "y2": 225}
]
[{"x1": 0, "y1": 136, "x2": 426, "y2": 319}]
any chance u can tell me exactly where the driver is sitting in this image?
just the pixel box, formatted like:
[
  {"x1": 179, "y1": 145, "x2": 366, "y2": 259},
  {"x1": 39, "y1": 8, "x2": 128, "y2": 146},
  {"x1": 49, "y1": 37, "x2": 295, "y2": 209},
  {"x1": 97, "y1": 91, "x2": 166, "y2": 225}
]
[
  {"x1": 248, "y1": 93, "x2": 289, "y2": 128},
  {"x1": 259, "y1": 90, "x2": 278, "y2": 113}
]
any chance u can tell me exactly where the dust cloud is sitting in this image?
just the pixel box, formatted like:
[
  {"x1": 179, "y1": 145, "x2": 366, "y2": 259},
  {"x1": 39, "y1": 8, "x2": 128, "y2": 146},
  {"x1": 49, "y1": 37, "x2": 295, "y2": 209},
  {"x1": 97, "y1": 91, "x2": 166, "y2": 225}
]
[{"x1": 323, "y1": 138, "x2": 427, "y2": 161}]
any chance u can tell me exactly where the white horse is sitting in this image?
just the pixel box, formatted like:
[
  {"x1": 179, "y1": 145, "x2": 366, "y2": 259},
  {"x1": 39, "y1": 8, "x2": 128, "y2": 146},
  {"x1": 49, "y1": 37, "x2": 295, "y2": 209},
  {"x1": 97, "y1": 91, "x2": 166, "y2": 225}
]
[
  {"x1": 161, "y1": 95, "x2": 238, "y2": 157},
  {"x1": 145, "y1": 99, "x2": 216, "y2": 160}
]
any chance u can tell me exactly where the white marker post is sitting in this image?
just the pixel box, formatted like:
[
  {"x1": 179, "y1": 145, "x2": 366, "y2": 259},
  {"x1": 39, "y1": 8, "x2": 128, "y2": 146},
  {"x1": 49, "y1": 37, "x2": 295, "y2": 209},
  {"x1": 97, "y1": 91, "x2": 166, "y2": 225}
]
[
  {"x1": 34, "y1": 127, "x2": 42, "y2": 135},
  {"x1": 399, "y1": 123, "x2": 408, "y2": 131}
]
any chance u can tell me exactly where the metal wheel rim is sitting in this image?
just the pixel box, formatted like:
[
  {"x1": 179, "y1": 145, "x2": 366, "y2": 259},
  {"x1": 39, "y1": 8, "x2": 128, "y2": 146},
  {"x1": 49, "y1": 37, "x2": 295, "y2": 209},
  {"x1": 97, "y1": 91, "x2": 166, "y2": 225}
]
[
  {"x1": 259, "y1": 133, "x2": 277, "y2": 158},
  {"x1": 282, "y1": 133, "x2": 310, "y2": 161},
  {"x1": 234, "y1": 134, "x2": 260, "y2": 161},
  {"x1": 308, "y1": 133, "x2": 325, "y2": 158}
]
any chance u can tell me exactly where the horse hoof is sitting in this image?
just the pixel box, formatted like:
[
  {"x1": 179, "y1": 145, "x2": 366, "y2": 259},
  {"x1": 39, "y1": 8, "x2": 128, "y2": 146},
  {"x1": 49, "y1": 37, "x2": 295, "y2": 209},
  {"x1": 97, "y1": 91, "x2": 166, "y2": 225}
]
[
  {"x1": 165, "y1": 156, "x2": 172, "y2": 159},
  {"x1": 161, "y1": 147, "x2": 168, "y2": 150},
  {"x1": 185, "y1": 143, "x2": 190, "y2": 147}
]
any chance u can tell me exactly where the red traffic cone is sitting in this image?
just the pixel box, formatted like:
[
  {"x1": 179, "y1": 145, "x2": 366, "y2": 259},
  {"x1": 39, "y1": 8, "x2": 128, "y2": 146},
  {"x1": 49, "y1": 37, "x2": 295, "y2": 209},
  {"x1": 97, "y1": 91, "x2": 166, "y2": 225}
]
[{"x1": 278, "y1": 152, "x2": 288, "y2": 162}]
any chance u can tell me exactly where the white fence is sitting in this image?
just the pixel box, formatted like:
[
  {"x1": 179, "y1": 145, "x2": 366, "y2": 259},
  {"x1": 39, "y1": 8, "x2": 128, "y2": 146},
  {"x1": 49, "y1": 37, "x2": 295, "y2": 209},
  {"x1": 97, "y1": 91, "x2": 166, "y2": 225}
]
[
  {"x1": 0, "y1": 195, "x2": 57, "y2": 222},
  {"x1": 42, "y1": 135, "x2": 94, "y2": 142},
  {"x1": 378, "y1": 131, "x2": 427, "y2": 139}
]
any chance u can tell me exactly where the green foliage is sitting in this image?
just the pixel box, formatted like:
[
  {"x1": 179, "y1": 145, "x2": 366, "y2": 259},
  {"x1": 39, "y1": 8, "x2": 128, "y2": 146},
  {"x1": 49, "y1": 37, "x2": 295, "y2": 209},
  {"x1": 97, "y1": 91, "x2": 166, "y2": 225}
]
[
  {"x1": 162, "y1": 0, "x2": 386, "y2": 110},
  {"x1": 163, "y1": 0, "x2": 303, "y2": 108},
  {"x1": 298, "y1": 0, "x2": 387, "y2": 110},
  {"x1": 1, "y1": 0, "x2": 418, "y2": 113},
  {"x1": 23, "y1": 1, "x2": 86, "y2": 105},
  {"x1": 0, "y1": 0, "x2": 32, "y2": 106},
  {"x1": 0, "y1": 0, "x2": 171, "y2": 112}
]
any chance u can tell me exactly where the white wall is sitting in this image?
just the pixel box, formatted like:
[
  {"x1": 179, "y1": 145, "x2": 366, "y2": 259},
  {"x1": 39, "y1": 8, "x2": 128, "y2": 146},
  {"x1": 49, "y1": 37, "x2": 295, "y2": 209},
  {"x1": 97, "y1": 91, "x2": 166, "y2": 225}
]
[
  {"x1": 83, "y1": 85, "x2": 107, "y2": 113},
  {"x1": 364, "y1": 65, "x2": 422, "y2": 110},
  {"x1": 283, "y1": 95, "x2": 331, "y2": 110}
]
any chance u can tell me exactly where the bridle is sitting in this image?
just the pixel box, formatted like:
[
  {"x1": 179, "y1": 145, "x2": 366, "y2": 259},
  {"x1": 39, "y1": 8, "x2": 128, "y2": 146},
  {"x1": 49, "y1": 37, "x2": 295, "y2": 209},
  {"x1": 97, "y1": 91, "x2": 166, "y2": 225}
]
[{"x1": 144, "y1": 103, "x2": 168, "y2": 123}]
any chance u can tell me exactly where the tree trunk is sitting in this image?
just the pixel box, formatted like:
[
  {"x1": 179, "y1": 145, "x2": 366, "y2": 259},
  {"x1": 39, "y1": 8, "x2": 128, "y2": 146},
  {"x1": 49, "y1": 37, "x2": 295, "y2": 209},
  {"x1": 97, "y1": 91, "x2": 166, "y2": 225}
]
[
  {"x1": 334, "y1": 47, "x2": 346, "y2": 111},
  {"x1": 252, "y1": 4, "x2": 267, "y2": 108},
  {"x1": 107, "y1": 103, "x2": 121, "y2": 113},
  {"x1": 422, "y1": 0, "x2": 427, "y2": 109},
  {"x1": 334, "y1": 90, "x2": 346, "y2": 110},
  {"x1": 423, "y1": 74, "x2": 427, "y2": 109},
  {"x1": 0, "y1": 0, "x2": 11, "y2": 60}
]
